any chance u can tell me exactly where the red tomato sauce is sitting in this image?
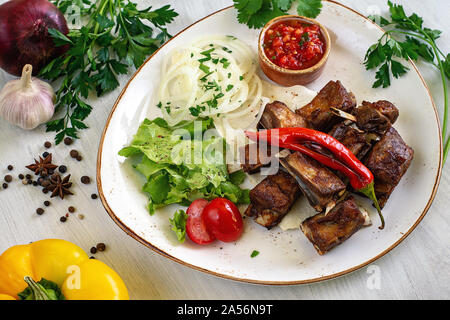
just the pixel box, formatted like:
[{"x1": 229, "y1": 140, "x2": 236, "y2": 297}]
[{"x1": 263, "y1": 19, "x2": 326, "y2": 70}]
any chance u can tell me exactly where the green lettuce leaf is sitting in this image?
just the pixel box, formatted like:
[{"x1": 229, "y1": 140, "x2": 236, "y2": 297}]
[{"x1": 119, "y1": 118, "x2": 249, "y2": 213}]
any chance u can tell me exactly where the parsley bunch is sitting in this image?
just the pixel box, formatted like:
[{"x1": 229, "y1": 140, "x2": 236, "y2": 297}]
[
  {"x1": 40, "y1": 0, "x2": 178, "y2": 144},
  {"x1": 365, "y1": 1, "x2": 450, "y2": 162},
  {"x1": 233, "y1": 0, "x2": 322, "y2": 28}
]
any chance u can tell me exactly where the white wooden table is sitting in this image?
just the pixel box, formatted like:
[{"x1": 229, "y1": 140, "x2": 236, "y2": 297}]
[{"x1": 0, "y1": 0, "x2": 449, "y2": 299}]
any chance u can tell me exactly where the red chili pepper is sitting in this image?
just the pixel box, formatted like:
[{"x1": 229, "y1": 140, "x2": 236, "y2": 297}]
[{"x1": 245, "y1": 127, "x2": 385, "y2": 229}]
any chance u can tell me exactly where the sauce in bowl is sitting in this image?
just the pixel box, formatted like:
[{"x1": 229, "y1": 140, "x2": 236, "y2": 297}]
[{"x1": 263, "y1": 19, "x2": 326, "y2": 70}]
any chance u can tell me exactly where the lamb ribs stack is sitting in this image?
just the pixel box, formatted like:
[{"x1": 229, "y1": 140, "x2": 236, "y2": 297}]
[{"x1": 241, "y1": 80, "x2": 414, "y2": 255}]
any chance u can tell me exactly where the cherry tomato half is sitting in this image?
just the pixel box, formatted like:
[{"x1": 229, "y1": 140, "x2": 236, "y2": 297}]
[
  {"x1": 202, "y1": 198, "x2": 243, "y2": 242},
  {"x1": 186, "y1": 199, "x2": 215, "y2": 245}
]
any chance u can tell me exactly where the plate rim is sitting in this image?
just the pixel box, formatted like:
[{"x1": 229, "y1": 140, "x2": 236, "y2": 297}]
[{"x1": 96, "y1": 0, "x2": 443, "y2": 285}]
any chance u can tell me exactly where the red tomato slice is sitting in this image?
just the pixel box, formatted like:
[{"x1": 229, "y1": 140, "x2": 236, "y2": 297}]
[
  {"x1": 186, "y1": 199, "x2": 215, "y2": 245},
  {"x1": 202, "y1": 198, "x2": 243, "y2": 243}
]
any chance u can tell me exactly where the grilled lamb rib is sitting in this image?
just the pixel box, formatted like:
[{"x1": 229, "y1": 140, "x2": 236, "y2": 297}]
[
  {"x1": 301, "y1": 195, "x2": 371, "y2": 255},
  {"x1": 295, "y1": 80, "x2": 356, "y2": 131},
  {"x1": 354, "y1": 100, "x2": 399, "y2": 135},
  {"x1": 364, "y1": 126, "x2": 414, "y2": 208},
  {"x1": 244, "y1": 170, "x2": 301, "y2": 229},
  {"x1": 280, "y1": 152, "x2": 346, "y2": 212}
]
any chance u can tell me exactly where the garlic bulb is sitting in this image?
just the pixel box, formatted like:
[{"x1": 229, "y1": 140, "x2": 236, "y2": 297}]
[{"x1": 0, "y1": 64, "x2": 55, "y2": 130}]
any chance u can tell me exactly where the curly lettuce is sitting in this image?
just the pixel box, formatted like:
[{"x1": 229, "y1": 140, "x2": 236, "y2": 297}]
[{"x1": 118, "y1": 117, "x2": 249, "y2": 214}]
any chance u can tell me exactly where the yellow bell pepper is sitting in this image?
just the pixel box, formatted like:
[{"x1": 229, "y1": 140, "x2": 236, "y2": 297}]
[{"x1": 0, "y1": 239, "x2": 129, "y2": 300}]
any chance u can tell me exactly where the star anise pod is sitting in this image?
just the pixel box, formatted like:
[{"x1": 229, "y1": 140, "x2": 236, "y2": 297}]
[
  {"x1": 45, "y1": 174, "x2": 73, "y2": 199},
  {"x1": 26, "y1": 154, "x2": 58, "y2": 177}
]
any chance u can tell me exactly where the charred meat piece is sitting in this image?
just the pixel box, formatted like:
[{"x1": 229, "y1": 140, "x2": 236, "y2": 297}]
[
  {"x1": 260, "y1": 100, "x2": 309, "y2": 129},
  {"x1": 301, "y1": 196, "x2": 371, "y2": 255},
  {"x1": 296, "y1": 80, "x2": 356, "y2": 131},
  {"x1": 362, "y1": 100, "x2": 399, "y2": 124},
  {"x1": 364, "y1": 127, "x2": 414, "y2": 208},
  {"x1": 280, "y1": 152, "x2": 346, "y2": 212},
  {"x1": 245, "y1": 170, "x2": 301, "y2": 229},
  {"x1": 355, "y1": 100, "x2": 399, "y2": 135},
  {"x1": 328, "y1": 122, "x2": 371, "y2": 160},
  {"x1": 240, "y1": 143, "x2": 272, "y2": 174}
]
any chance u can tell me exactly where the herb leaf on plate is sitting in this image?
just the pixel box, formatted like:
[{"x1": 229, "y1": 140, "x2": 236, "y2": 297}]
[
  {"x1": 233, "y1": 0, "x2": 323, "y2": 29},
  {"x1": 365, "y1": 1, "x2": 450, "y2": 162},
  {"x1": 40, "y1": 0, "x2": 178, "y2": 144}
]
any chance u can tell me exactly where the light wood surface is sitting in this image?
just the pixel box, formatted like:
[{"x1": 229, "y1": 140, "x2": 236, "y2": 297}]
[{"x1": 0, "y1": 0, "x2": 448, "y2": 299}]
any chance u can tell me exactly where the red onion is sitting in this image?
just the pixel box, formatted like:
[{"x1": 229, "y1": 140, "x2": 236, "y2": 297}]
[{"x1": 0, "y1": 0, "x2": 69, "y2": 76}]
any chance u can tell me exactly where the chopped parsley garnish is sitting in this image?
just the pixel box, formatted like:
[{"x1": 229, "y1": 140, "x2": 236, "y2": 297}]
[
  {"x1": 251, "y1": 250, "x2": 259, "y2": 258},
  {"x1": 222, "y1": 46, "x2": 233, "y2": 53},
  {"x1": 198, "y1": 57, "x2": 211, "y2": 63},
  {"x1": 200, "y1": 48, "x2": 215, "y2": 56},
  {"x1": 203, "y1": 80, "x2": 221, "y2": 92},
  {"x1": 199, "y1": 63, "x2": 211, "y2": 74},
  {"x1": 226, "y1": 84, "x2": 234, "y2": 92},
  {"x1": 156, "y1": 102, "x2": 162, "y2": 109},
  {"x1": 299, "y1": 32, "x2": 310, "y2": 46},
  {"x1": 200, "y1": 71, "x2": 213, "y2": 82},
  {"x1": 239, "y1": 75, "x2": 244, "y2": 81},
  {"x1": 220, "y1": 57, "x2": 230, "y2": 69},
  {"x1": 189, "y1": 105, "x2": 206, "y2": 116}
]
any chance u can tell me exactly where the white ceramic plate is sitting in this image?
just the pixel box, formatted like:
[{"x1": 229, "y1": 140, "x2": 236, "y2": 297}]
[{"x1": 97, "y1": 1, "x2": 442, "y2": 284}]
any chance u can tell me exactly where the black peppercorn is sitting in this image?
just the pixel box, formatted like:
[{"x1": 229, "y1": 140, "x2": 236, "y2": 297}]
[
  {"x1": 76, "y1": 155, "x2": 83, "y2": 161},
  {"x1": 42, "y1": 152, "x2": 49, "y2": 158},
  {"x1": 36, "y1": 208, "x2": 44, "y2": 215},
  {"x1": 25, "y1": 174, "x2": 32, "y2": 180},
  {"x1": 58, "y1": 165, "x2": 67, "y2": 173},
  {"x1": 81, "y1": 176, "x2": 91, "y2": 184},
  {"x1": 96, "y1": 243, "x2": 106, "y2": 252},
  {"x1": 68, "y1": 206, "x2": 75, "y2": 213},
  {"x1": 60, "y1": 216, "x2": 67, "y2": 222},
  {"x1": 18, "y1": 174, "x2": 24, "y2": 180},
  {"x1": 2, "y1": 183, "x2": 7, "y2": 189},
  {"x1": 44, "y1": 141, "x2": 52, "y2": 148},
  {"x1": 7, "y1": 165, "x2": 13, "y2": 171},
  {"x1": 44, "y1": 201, "x2": 51, "y2": 207},
  {"x1": 90, "y1": 247, "x2": 97, "y2": 254},
  {"x1": 70, "y1": 150, "x2": 79, "y2": 158},
  {"x1": 91, "y1": 193, "x2": 98, "y2": 199},
  {"x1": 64, "y1": 137, "x2": 73, "y2": 145}
]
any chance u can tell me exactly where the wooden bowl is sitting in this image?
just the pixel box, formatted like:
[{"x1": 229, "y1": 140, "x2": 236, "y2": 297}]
[{"x1": 258, "y1": 15, "x2": 331, "y2": 86}]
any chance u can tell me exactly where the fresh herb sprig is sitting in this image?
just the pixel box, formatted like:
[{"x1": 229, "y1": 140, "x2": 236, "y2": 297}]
[
  {"x1": 364, "y1": 1, "x2": 450, "y2": 162},
  {"x1": 40, "y1": 0, "x2": 178, "y2": 144},
  {"x1": 233, "y1": 0, "x2": 322, "y2": 29}
]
